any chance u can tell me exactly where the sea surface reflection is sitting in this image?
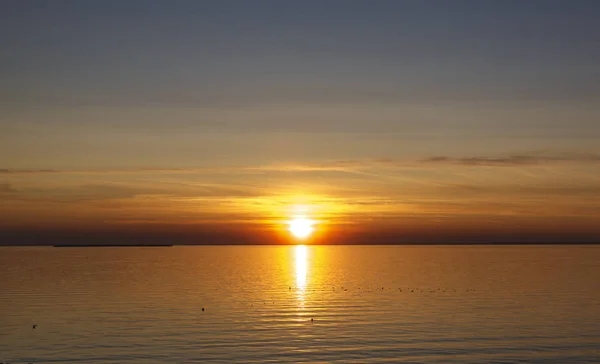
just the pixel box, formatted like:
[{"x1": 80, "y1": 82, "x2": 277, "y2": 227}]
[
  {"x1": 295, "y1": 244, "x2": 308, "y2": 290},
  {"x1": 1, "y1": 245, "x2": 599, "y2": 363}
]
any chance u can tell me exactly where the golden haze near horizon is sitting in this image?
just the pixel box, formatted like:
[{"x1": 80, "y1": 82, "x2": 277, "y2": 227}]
[{"x1": 2, "y1": 158, "x2": 600, "y2": 244}]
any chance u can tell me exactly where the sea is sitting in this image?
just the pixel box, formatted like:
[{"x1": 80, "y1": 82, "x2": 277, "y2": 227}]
[{"x1": 1, "y1": 245, "x2": 599, "y2": 363}]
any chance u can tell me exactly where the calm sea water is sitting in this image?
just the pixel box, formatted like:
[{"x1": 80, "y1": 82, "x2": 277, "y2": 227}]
[{"x1": 1, "y1": 245, "x2": 599, "y2": 363}]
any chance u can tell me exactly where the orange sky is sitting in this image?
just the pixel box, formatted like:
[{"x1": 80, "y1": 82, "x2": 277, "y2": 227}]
[
  {"x1": 2, "y1": 2, "x2": 600, "y2": 244},
  {"x1": 2, "y1": 155, "x2": 600, "y2": 244}
]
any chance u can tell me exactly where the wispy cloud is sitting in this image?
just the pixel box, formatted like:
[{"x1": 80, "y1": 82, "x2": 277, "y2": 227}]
[
  {"x1": 0, "y1": 183, "x2": 17, "y2": 193},
  {"x1": 0, "y1": 162, "x2": 382, "y2": 176},
  {"x1": 0, "y1": 167, "x2": 226, "y2": 175},
  {"x1": 421, "y1": 153, "x2": 600, "y2": 166},
  {"x1": 256, "y1": 153, "x2": 600, "y2": 171},
  {"x1": 3, "y1": 152, "x2": 600, "y2": 175},
  {"x1": 437, "y1": 182, "x2": 600, "y2": 198},
  {"x1": 0, "y1": 182, "x2": 265, "y2": 204},
  {"x1": 0, "y1": 169, "x2": 58, "y2": 174}
]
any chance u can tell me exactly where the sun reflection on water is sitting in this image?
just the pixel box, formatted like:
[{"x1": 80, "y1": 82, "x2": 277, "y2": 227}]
[{"x1": 295, "y1": 245, "x2": 308, "y2": 290}]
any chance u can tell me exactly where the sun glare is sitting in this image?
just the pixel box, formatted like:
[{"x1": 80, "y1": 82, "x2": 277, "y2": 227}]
[{"x1": 288, "y1": 217, "x2": 315, "y2": 240}]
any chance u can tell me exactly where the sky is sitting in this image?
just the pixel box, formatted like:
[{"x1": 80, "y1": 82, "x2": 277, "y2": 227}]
[{"x1": 1, "y1": 0, "x2": 600, "y2": 244}]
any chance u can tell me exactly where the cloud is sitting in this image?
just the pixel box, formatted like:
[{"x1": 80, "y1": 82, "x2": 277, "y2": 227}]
[
  {"x1": 256, "y1": 160, "x2": 374, "y2": 172},
  {"x1": 421, "y1": 153, "x2": 600, "y2": 166},
  {"x1": 0, "y1": 169, "x2": 58, "y2": 174},
  {"x1": 438, "y1": 183, "x2": 600, "y2": 197},
  {"x1": 2, "y1": 152, "x2": 600, "y2": 179},
  {"x1": 0, "y1": 168, "x2": 218, "y2": 175},
  {"x1": 0, "y1": 183, "x2": 17, "y2": 193},
  {"x1": 0, "y1": 162, "x2": 381, "y2": 175},
  {"x1": 257, "y1": 153, "x2": 600, "y2": 171},
  {"x1": 0, "y1": 180, "x2": 265, "y2": 204}
]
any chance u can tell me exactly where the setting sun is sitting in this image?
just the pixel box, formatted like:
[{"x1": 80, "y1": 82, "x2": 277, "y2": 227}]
[{"x1": 288, "y1": 217, "x2": 315, "y2": 240}]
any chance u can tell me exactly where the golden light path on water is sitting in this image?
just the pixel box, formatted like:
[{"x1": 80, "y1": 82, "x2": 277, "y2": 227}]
[
  {"x1": 295, "y1": 245, "x2": 308, "y2": 309},
  {"x1": 295, "y1": 245, "x2": 308, "y2": 289}
]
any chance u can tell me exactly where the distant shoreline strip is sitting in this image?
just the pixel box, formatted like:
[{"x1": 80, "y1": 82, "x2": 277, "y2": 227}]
[{"x1": 53, "y1": 244, "x2": 174, "y2": 248}]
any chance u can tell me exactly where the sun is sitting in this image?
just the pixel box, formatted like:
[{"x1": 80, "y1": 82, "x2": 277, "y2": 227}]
[{"x1": 288, "y1": 217, "x2": 315, "y2": 240}]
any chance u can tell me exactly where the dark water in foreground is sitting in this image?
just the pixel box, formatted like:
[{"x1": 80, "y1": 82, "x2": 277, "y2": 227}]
[{"x1": 1, "y1": 245, "x2": 599, "y2": 363}]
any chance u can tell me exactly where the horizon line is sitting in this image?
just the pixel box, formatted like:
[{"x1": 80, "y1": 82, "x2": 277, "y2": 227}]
[{"x1": 0, "y1": 242, "x2": 599, "y2": 247}]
